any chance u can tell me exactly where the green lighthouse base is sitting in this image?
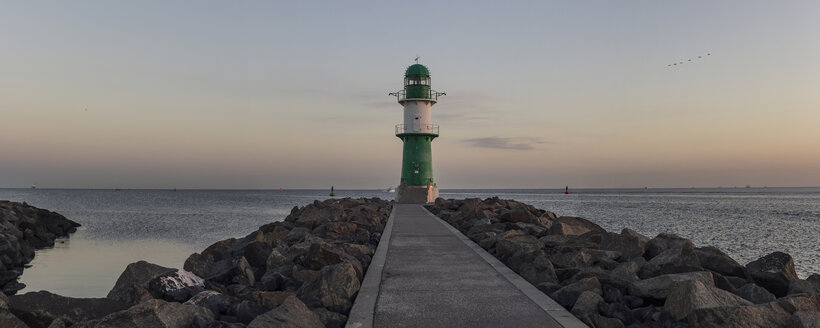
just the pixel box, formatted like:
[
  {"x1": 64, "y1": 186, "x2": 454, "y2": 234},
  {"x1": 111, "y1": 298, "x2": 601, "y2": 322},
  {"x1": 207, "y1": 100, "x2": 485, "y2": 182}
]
[{"x1": 396, "y1": 182, "x2": 438, "y2": 204}]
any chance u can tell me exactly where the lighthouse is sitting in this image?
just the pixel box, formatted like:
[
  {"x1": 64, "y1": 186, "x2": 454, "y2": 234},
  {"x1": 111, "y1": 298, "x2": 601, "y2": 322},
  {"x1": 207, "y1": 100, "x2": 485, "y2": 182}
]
[{"x1": 390, "y1": 61, "x2": 445, "y2": 203}]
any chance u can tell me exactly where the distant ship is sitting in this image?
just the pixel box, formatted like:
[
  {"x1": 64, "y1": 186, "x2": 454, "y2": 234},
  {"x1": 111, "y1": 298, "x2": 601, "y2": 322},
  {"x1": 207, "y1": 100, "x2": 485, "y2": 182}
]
[{"x1": 31, "y1": 184, "x2": 36, "y2": 189}]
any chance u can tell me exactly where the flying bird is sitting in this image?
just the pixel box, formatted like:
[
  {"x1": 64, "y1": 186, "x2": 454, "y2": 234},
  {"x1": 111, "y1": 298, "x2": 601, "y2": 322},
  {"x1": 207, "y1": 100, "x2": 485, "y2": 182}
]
[{"x1": 667, "y1": 52, "x2": 712, "y2": 68}]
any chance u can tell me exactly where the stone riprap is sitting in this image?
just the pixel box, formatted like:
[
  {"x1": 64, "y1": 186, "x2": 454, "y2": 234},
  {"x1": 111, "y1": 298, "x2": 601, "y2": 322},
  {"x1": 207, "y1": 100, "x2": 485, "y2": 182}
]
[
  {"x1": 4, "y1": 197, "x2": 391, "y2": 328},
  {"x1": 426, "y1": 197, "x2": 820, "y2": 328},
  {"x1": 0, "y1": 201, "x2": 80, "y2": 295}
]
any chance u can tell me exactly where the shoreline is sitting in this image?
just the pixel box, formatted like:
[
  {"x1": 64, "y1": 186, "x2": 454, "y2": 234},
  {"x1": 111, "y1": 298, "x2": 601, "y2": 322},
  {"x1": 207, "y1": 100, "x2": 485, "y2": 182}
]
[{"x1": 2, "y1": 197, "x2": 819, "y2": 327}]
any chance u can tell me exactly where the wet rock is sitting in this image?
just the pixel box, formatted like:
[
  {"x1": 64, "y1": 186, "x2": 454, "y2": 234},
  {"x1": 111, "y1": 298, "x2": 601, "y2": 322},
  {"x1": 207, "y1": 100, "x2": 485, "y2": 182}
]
[
  {"x1": 247, "y1": 296, "x2": 323, "y2": 328},
  {"x1": 735, "y1": 283, "x2": 776, "y2": 304},
  {"x1": 107, "y1": 261, "x2": 176, "y2": 305},
  {"x1": 695, "y1": 246, "x2": 747, "y2": 278},
  {"x1": 550, "y1": 277, "x2": 602, "y2": 308},
  {"x1": 296, "y1": 261, "x2": 360, "y2": 313},
  {"x1": 664, "y1": 279, "x2": 752, "y2": 320},
  {"x1": 644, "y1": 233, "x2": 695, "y2": 260},
  {"x1": 0, "y1": 201, "x2": 80, "y2": 296},
  {"x1": 746, "y1": 251, "x2": 798, "y2": 297},
  {"x1": 548, "y1": 216, "x2": 605, "y2": 236},
  {"x1": 629, "y1": 271, "x2": 714, "y2": 300}
]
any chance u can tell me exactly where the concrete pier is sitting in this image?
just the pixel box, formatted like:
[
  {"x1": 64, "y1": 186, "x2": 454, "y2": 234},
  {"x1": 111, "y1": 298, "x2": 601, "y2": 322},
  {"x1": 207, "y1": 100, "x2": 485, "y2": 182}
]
[{"x1": 346, "y1": 204, "x2": 587, "y2": 328}]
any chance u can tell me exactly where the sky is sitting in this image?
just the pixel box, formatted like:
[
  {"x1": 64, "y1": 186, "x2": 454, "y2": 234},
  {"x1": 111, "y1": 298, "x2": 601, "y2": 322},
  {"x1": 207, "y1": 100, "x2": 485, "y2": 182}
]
[{"x1": 1, "y1": 1, "x2": 819, "y2": 189}]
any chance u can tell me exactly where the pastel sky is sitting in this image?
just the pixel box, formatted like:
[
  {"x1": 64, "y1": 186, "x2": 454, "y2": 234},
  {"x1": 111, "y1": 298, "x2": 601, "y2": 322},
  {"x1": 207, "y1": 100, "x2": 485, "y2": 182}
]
[{"x1": 2, "y1": 1, "x2": 819, "y2": 189}]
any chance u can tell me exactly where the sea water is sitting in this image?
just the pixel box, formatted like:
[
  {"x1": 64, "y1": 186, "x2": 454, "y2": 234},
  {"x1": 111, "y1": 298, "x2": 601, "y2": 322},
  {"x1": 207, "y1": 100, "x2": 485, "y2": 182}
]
[{"x1": 0, "y1": 187, "x2": 818, "y2": 297}]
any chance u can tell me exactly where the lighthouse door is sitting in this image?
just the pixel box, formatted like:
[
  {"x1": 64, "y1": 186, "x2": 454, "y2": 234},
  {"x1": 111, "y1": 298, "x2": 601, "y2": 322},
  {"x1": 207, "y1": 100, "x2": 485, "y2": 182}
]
[{"x1": 414, "y1": 116, "x2": 420, "y2": 132}]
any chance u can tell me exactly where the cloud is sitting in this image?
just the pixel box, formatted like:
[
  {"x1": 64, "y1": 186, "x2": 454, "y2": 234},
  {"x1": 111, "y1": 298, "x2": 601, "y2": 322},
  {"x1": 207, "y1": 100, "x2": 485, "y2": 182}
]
[{"x1": 462, "y1": 137, "x2": 547, "y2": 150}]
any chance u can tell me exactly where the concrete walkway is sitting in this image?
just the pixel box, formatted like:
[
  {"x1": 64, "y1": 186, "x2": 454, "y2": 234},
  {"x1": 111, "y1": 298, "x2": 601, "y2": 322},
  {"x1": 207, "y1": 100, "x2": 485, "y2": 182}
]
[{"x1": 347, "y1": 204, "x2": 587, "y2": 328}]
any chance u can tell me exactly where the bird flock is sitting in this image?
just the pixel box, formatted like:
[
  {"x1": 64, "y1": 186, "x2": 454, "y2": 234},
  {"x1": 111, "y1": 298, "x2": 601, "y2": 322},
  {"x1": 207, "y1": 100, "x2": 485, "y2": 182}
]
[{"x1": 668, "y1": 53, "x2": 711, "y2": 67}]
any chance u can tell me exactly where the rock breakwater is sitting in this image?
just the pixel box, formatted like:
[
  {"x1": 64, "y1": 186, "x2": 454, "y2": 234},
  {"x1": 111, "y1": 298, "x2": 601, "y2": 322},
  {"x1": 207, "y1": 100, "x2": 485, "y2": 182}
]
[
  {"x1": 0, "y1": 201, "x2": 80, "y2": 295},
  {"x1": 426, "y1": 197, "x2": 820, "y2": 328},
  {"x1": 3, "y1": 197, "x2": 390, "y2": 328}
]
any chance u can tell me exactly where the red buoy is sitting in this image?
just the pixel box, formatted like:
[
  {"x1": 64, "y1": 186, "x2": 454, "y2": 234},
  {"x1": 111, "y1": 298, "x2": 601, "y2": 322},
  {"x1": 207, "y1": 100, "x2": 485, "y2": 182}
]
[{"x1": 565, "y1": 186, "x2": 570, "y2": 194}]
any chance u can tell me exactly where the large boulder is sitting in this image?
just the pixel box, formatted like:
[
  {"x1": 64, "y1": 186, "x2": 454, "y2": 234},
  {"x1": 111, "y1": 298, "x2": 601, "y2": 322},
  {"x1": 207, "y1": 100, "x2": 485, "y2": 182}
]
[
  {"x1": 746, "y1": 252, "x2": 798, "y2": 297},
  {"x1": 146, "y1": 269, "x2": 205, "y2": 302},
  {"x1": 8, "y1": 291, "x2": 130, "y2": 328},
  {"x1": 577, "y1": 231, "x2": 645, "y2": 260},
  {"x1": 788, "y1": 279, "x2": 818, "y2": 295},
  {"x1": 73, "y1": 299, "x2": 214, "y2": 328},
  {"x1": 664, "y1": 280, "x2": 752, "y2": 320},
  {"x1": 548, "y1": 217, "x2": 605, "y2": 236},
  {"x1": 296, "y1": 261, "x2": 360, "y2": 313},
  {"x1": 789, "y1": 311, "x2": 820, "y2": 328},
  {"x1": 247, "y1": 296, "x2": 323, "y2": 328},
  {"x1": 629, "y1": 271, "x2": 714, "y2": 299},
  {"x1": 644, "y1": 233, "x2": 695, "y2": 260},
  {"x1": 685, "y1": 303, "x2": 792, "y2": 328},
  {"x1": 643, "y1": 245, "x2": 702, "y2": 277},
  {"x1": 106, "y1": 261, "x2": 176, "y2": 305},
  {"x1": 695, "y1": 246, "x2": 747, "y2": 278},
  {"x1": 550, "y1": 277, "x2": 601, "y2": 308},
  {"x1": 735, "y1": 283, "x2": 776, "y2": 304}
]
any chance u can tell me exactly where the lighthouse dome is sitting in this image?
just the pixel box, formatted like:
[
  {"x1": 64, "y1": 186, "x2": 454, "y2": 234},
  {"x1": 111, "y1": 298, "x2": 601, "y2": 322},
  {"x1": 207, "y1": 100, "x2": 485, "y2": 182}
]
[{"x1": 405, "y1": 64, "x2": 430, "y2": 77}]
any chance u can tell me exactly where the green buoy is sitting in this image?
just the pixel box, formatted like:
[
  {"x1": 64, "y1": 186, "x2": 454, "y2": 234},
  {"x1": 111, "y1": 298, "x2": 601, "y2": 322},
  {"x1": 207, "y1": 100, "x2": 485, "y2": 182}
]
[{"x1": 330, "y1": 186, "x2": 335, "y2": 196}]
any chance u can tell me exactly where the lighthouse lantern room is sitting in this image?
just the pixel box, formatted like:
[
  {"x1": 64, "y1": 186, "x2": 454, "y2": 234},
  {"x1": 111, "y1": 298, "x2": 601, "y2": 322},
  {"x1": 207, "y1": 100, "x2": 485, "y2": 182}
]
[{"x1": 390, "y1": 62, "x2": 445, "y2": 203}]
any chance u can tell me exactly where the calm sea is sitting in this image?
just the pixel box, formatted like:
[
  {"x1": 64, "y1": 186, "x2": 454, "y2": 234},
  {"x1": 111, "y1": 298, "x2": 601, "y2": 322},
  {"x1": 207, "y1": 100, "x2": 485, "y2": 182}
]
[{"x1": 0, "y1": 187, "x2": 818, "y2": 297}]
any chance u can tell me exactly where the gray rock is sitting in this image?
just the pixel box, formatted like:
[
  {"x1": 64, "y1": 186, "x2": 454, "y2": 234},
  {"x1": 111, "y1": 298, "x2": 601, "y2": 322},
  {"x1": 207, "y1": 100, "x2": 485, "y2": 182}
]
[
  {"x1": 578, "y1": 231, "x2": 645, "y2": 260},
  {"x1": 0, "y1": 308, "x2": 27, "y2": 328},
  {"x1": 296, "y1": 261, "x2": 360, "y2": 313},
  {"x1": 685, "y1": 303, "x2": 792, "y2": 328},
  {"x1": 311, "y1": 307, "x2": 347, "y2": 328},
  {"x1": 644, "y1": 245, "x2": 702, "y2": 277},
  {"x1": 73, "y1": 299, "x2": 214, "y2": 328},
  {"x1": 571, "y1": 290, "x2": 603, "y2": 317},
  {"x1": 550, "y1": 277, "x2": 601, "y2": 308},
  {"x1": 735, "y1": 283, "x2": 776, "y2": 304},
  {"x1": 146, "y1": 269, "x2": 204, "y2": 302},
  {"x1": 247, "y1": 296, "x2": 323, "y2": 328},
  {"x1": 548, "y1": 216, "x2": 605, "y2": 236},
  {"x1": 775, "y1": 294, "x2": 820, "y2": 313},
  {"x1": 106, "y1": 261, "x2": 176, "y2": 305},
  {"x1": 9, "y1": 290, "x2": 130, "y2": 327},
  {"x1": 664, "y1": 279, "x2": 752, "y2": 320},
  {"x1": 695, "y1": 246, "x2": 747, "y2": 278},
  {"x1": 629, "y1": 271, "x2": 714, "y2": 299},
  {"x1": 789, "y1": 311, "x2": 820, "y2": 328},
  {"x1": 746, "y1": 251, "x2": 798, "y2": 297},
  {"x1": 644, "y1": 233, "x2": 695, "y2": 260},
  {"x1": 788, "y1": 278, "x2": 818, "y2": 295},
  {"x1": 550, "y1": 248, "x2": 620, "y2": 269}
]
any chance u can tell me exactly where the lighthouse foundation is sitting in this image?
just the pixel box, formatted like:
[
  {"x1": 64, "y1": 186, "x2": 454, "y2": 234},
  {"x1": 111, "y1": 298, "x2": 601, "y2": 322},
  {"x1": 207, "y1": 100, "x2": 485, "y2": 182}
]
[{"x1": 396, "y1": 182, "x2": 438, "y2": 204}]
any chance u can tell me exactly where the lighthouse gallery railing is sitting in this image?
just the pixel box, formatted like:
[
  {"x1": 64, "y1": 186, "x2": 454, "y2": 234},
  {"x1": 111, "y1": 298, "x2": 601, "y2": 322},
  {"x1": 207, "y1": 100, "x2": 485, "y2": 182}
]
[
  {"x1": 388, "y1": 89, "x2": 446, "y2": 101},
  {"x1": 396, "y1": 124, "x2": 439, "y2": 135}
]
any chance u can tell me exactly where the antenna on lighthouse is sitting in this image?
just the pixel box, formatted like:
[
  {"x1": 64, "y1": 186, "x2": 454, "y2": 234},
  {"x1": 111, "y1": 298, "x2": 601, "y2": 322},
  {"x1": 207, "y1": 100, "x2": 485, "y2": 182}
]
[{"x1": 414, "y1": 55, "x2": 420, "y2": 63}]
